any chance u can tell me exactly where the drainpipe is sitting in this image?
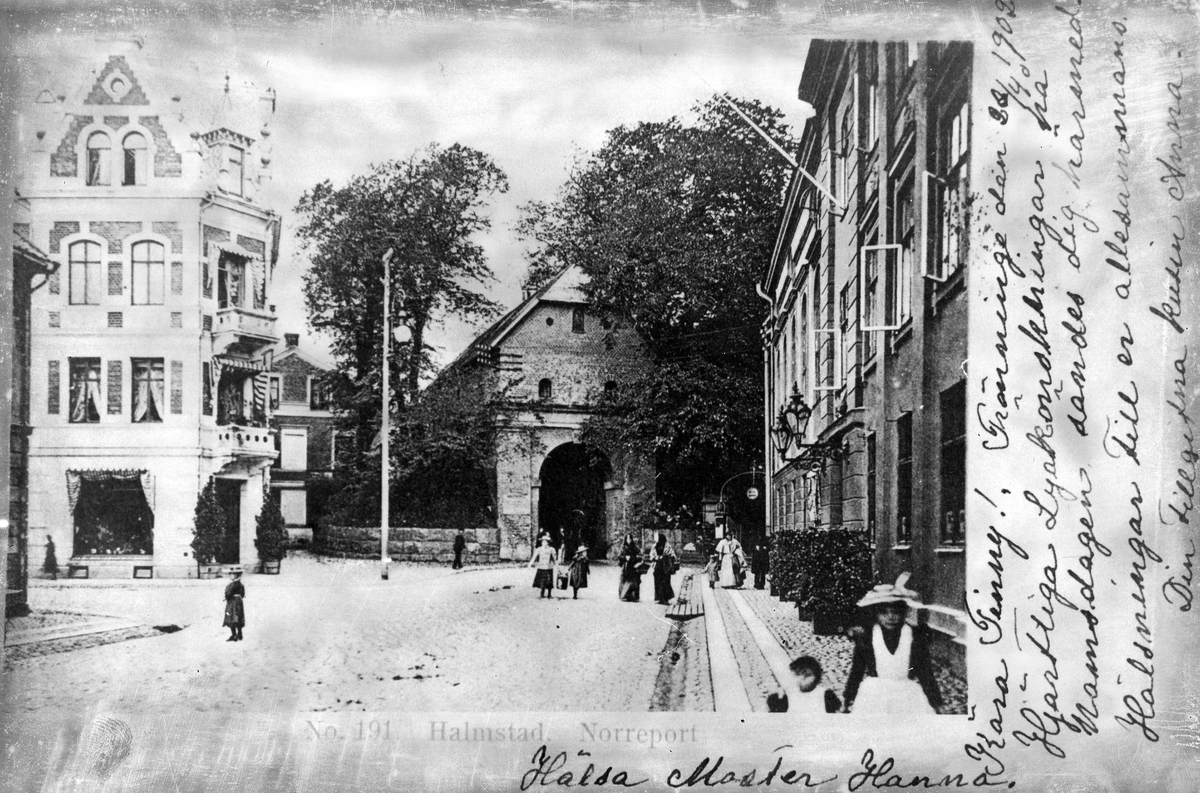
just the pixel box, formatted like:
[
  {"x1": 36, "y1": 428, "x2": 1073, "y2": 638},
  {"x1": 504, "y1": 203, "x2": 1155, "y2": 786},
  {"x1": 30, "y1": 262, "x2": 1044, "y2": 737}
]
[{"x1": 755, "y1": 281, "x2": 774, "y2": 537}]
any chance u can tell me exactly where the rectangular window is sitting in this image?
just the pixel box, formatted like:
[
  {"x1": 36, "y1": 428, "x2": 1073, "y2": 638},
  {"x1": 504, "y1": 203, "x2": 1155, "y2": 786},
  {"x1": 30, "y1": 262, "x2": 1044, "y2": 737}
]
[
  {"x1": 107, "y1": 360, "x2": 122, "y2": 415},
  {"x1": 202, "y1": 362, "x2": 213, "y2": 416},
  {"x1": 940, "y1": 381, "x2": 967, "y2": 545},
  {"x1": 48, "y1": 360, "x2": 61, "y2": 415},
  {"x1": 217, "y1": 255, "x2": 246, "y2": 309},
  {"x1": 268, "y1": 375, "x2": 281, "y2": 410},
  {"x1": 131, "y1": 358, "x2": 165, "y2": 423},
  {"x1": 170, "y1": 360, "x2": 183, "y2": 414},
  {"x1": 69, "y1": 358, "x2": 102, "y2": 423},
  {"x1": 572, "y1": 307, "x2": 585, "y2": 333},
  {"x1": 892, "y1": 170, "x2": 916, "y2": 324},
  {"x1": 227, "y1": 145, "x2": 244, "y2": 196},
  {"x1": 896, "y1": 412, "x2": 913, "y2": 545},
  {"x1": 280, "y1": 427, "x2": 308, "y2": 471},
  {"x1": 866, "y1": 432, "x2": 877, "y2": 547},
  {"x1": 308, "y1": 377, "x2": 328, "y2": 411},
  {"x1": 69, "y1": 241, "x2": 103, "y2": 305},
  {"x1": 930, "y1": 97, "x2": 971, "y2": 281},
  {"x1": 132, "y1": 241, "x2": 165, "y2": 305}
]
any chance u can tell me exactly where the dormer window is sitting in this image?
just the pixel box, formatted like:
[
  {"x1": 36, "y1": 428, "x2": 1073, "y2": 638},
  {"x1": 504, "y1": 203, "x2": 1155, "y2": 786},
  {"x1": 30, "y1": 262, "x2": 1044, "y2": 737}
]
[
  {"x1": 122, "y1": 132, "x2": 148, "y2": 185},
  {"x1": 86, "y1": 131, "x2": 111, "y2": 185},
  {"x1": 224, "y1": 144, "x2": 244, "y2": 196}
]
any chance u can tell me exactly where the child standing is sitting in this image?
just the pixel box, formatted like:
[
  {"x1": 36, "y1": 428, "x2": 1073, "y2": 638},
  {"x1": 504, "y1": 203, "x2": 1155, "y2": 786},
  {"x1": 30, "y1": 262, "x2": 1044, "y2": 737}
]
[
  {"x1": 704, "y1": 553, "x2": 719, "y2": 589},
  {"x1": 567, "y1": 544, "x2": 590, "y2": 599},
  {"x1": 842, "y1": 573, "x2": 943, "y2": 714}
]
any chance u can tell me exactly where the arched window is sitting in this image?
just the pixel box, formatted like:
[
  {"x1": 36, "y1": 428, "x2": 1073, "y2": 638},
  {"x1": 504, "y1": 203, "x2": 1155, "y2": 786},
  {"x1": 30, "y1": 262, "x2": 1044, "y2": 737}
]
[
  {"x1": 131, "y1": 241, "x2": 165, "y2": 305},
  {"x1": 122, "y1": 132, "x2": 148, "y2": 186},
  {"x1": 86, "y1": 131, "x2": 111, "y2": 185},
  {"x1": 538, "y1": 378, "x2": 552, "y2": 401},
  {"x1": 69, "y1": 240, "x2": 103, "y2": 304}
]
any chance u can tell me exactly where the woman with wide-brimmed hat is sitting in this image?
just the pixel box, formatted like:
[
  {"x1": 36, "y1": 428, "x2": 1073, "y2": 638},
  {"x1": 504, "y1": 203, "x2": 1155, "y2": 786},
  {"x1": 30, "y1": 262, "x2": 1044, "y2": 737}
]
[{"x1": 841, "y1": 573, "x2": 943, "y2": 714}]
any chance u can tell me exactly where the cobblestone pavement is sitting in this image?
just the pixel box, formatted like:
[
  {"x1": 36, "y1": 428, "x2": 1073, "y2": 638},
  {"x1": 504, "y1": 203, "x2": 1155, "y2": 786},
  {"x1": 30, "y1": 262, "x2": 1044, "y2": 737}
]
[{"x1": 3, "y1": 559, "x2": 671, "y2": 717}]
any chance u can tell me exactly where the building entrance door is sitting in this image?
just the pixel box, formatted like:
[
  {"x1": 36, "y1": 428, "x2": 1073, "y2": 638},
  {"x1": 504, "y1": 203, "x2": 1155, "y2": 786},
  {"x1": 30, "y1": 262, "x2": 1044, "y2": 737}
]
[{"x1": 214, "y1": 479, "x2": 242, "y2": 564}]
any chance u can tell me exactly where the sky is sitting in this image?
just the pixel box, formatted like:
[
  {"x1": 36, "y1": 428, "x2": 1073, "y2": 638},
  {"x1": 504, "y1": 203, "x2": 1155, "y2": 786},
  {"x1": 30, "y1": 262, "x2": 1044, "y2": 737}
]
[{"x1": 10, "y1": 11, "x2": 812, "y2": 371}]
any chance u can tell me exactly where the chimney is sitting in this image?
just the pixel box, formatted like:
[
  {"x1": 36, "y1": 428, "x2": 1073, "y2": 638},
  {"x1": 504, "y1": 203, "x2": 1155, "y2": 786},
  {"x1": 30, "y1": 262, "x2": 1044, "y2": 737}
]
[{"x1": 284, "y1": 333, "x2": 299, "y2": 348}]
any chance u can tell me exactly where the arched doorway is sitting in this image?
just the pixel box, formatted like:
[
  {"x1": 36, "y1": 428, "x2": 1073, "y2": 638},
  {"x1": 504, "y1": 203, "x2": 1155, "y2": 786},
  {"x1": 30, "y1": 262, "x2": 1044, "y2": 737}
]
[{"x1": 538, "y1": 443, "x2": 611, "y2": 558}]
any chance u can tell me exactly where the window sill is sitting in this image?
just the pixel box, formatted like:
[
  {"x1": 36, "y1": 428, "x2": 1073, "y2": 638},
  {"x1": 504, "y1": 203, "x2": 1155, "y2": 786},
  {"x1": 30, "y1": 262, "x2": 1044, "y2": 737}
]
[
  {"x1": 890, "y1": 320, "x2": 914, "y2": 352},
  {"x1": 935, "y1": 545, "x2": 965, "y2": 554},
  {"x1": 933, "y1": 268, "x2": 966, "y2": 309},
  {"x1": 892, "y1": 543, "x2": 912, "y2": 551}
]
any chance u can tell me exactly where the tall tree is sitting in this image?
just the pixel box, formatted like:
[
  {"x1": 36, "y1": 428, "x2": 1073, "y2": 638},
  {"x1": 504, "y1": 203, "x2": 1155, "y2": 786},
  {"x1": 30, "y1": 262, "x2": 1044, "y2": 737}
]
[
  {"x1": 519, "y1": 97, "x2": 795, "y2": 506},
  {"x1": 295, "y1": 144, "x2": 509, "y2": 456}
]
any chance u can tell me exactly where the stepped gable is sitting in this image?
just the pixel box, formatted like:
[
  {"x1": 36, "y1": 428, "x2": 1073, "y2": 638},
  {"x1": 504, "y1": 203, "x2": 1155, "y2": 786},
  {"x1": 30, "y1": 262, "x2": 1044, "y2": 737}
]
[{"x1": 83, "y1": 55, "x2": 149, "y2": 105}]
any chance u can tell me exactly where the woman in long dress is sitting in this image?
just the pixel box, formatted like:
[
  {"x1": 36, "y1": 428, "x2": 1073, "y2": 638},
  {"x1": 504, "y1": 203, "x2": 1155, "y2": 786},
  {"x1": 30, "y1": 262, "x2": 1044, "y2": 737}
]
[
  {"x1": 714, "y1": 534, "x2": 743, "y2": 588},
  {"x1": 617, "y1": 534, "x2": 642, "y2": 602},
  {"x1": 567, "y1": 544, "x2": 590, "y2": 599},
  {"x1": 842, "y1": 573, "x2": 943, "y2": 714},
  {"x1": 649, "y1": 533, "x2": 676, "y2": 605},
  {"x1": 223, "y1": 571, "x2": 245, "y2": 641}
]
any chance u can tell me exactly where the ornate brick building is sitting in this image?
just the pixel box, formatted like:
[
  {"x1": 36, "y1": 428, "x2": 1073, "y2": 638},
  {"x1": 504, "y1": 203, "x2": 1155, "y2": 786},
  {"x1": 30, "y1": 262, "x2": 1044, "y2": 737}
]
[
  {"x1": 16, "y1": 42, "x2": 282, "y2": 578},
  {"x1": 448, "y1": 265, "x2": 655, "y2": 560}
]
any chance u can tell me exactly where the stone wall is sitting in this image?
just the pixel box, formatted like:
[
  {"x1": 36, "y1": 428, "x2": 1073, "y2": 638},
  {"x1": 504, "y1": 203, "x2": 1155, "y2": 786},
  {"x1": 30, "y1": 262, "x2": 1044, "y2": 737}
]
[{"x1": 315, "y1": 526, "x2": 502, "y2": 564}]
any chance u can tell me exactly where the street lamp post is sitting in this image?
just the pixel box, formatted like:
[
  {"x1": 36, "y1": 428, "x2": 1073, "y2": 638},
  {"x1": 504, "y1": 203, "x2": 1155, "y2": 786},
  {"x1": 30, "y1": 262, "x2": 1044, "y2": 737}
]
[
  {"x1": 381, "y1": 248, "x2": 393, "y2": 580},
  {"x1": 380, "y1": 247, "x2": 412, "y2": 582}
]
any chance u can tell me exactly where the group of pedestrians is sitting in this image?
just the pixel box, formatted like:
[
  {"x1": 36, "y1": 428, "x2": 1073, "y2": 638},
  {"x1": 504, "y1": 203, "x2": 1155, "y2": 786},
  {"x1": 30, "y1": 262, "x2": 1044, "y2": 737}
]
[
  {"x1": 531, "y1": 531, "x2": 678, "y2": 604},
  {"x1": 528, "y1": 534, "x2": 591, "y2": 599},
  {"x1": 705, "y1": 534, "x2": 770, "y2": 590}
]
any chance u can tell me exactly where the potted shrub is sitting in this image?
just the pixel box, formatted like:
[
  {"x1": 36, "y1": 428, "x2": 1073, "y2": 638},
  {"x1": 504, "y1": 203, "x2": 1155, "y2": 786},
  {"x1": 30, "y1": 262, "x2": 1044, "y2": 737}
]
[
  {"x1": 255, "y1": 484, "x2": 289, "y2": 574},
  {"x1": 191, "y1": 477, "x2": 226, "y2": 577},
  {"x1": 769, "y1": 528, "x2": 807, "y2": 607},
  {"x1": 795, "y1": 526, "x2": 873, "y2": 635}
]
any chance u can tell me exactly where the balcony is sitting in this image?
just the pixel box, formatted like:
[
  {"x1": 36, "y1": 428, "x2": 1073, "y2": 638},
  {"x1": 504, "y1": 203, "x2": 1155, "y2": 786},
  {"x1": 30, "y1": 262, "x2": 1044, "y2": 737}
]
[
  {"x1": 212, "y1": 305, "x2": 277, "y2": 355},
  {"x1": 211, "y1": 424, "x2": 277, "y2": 477}
]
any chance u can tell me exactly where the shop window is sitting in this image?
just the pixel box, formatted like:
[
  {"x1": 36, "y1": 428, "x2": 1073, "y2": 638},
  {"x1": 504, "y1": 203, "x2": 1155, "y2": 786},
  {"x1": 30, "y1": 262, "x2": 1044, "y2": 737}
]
[
  {"x1": 122, "y1": 132, "x2": 148, "y2": 186},
  {"x1": 131, "y1": 240, "x2": 165, "y2": 305},
  {"x1": 72, "y1": 474, "x2": 154, "y2": 556},
  {"x1": 896, "y1": 412, "x2": 913, "y2": 545},
  {"x1": 69, "y1": 358, "x2": 102, "y2": 423},
  {"x1": 69, "y1": 240, "x2": 103, "y2": 305},
  {"x1": 86, "y1": 131, "x2": 111, "y2": 186},
  {"x1": 131, "y1": 358, "x2": 165, "y2": 423},
  {"x1": 940, "y1": 381, "x2": 967, "y2": 546}
]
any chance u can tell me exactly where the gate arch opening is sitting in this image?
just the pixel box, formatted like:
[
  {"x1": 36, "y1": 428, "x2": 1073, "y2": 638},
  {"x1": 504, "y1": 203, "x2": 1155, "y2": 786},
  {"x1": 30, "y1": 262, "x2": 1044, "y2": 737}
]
[{"x1": 538, "y1": 443, "x2": 612, "y2": 557}]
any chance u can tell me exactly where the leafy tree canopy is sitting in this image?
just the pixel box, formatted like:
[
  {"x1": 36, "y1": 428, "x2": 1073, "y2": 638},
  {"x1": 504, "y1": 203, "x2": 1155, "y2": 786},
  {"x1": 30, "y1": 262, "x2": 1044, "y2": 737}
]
[
  {"x1": 519, "y1": 97, "x2": 795, "y2": 504},
  {"x1": 295, "y1": 143, "x2": 509, "y2": 456}
]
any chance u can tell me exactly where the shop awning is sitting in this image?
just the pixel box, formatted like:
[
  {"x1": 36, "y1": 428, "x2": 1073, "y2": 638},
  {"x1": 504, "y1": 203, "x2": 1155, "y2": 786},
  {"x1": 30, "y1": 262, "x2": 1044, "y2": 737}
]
[{"x1": 67, "y1": 469, "x2": 153, "y2": 513}]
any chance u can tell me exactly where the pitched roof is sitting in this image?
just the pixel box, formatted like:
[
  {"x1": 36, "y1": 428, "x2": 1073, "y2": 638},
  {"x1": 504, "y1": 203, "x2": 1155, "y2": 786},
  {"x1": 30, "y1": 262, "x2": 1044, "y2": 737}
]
[{"x1": 443, "y1": 264, "x2": 589, "y2": 374}]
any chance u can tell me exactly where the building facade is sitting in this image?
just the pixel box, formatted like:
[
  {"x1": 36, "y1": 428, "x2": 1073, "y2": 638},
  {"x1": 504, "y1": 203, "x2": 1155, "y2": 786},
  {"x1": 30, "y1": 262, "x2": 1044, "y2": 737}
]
[
  {"x1": 763, "y1": 41, "x2": 971, "y2": 652},
  {"x1": 450, "y1": 265, "x2": 655, "y2": 561},
  {"x1": 17, "y1": 44, "x2": 281, "y2": 578},
  {"x1": 267, "y1": 332, "x2": 338, "y2": 542}
]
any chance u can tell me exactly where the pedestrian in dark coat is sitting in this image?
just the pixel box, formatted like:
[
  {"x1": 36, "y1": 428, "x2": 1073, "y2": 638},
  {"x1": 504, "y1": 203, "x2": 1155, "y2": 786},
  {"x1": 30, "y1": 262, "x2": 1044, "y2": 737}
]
[
  {"x1": 650, "y1": 533, "x2": 676, "y2": 605},
  {"x1": 617, "y1": 534, "x2": 642, "y2": 602},
  {"x1": 223, "y1": 571, "x2": 245, "y2": 641},
  {"x1": 568, "y1": 545, "x2": 590, "y2": 599},
  {"x1": 751, "y1": 543, "x2": 770, "y2": 590},
  {"x1": 452, "y1": 531, "x2": 466, "y2": 569},
  {"x1": 43, "y1": 535, "x2": 59, "y2": 580}
]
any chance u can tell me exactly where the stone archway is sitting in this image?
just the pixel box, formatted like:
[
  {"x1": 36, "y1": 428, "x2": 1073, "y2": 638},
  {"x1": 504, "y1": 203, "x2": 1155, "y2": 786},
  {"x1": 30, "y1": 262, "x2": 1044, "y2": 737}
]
[{"x1": 537, "y1": 443, "x2": 612, "y2": 558}]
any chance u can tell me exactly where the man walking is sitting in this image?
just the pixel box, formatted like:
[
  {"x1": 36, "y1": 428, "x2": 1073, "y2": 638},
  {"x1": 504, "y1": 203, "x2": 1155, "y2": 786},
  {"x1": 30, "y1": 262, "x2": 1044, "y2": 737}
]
[{"x1": 452, "y1": 530, "x2": 466, "y2": 569}]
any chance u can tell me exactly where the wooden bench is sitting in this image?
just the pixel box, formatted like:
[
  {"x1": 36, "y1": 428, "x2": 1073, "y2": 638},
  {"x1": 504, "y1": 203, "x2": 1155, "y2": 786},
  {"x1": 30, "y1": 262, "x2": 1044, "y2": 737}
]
[
  {"x1": 66, "y1": 564, "x2": 89, "y2": 579},
  {"x1": 133, "y1": 565, "x2": 154, "y2": 579},
  {"x1": 665, "y1": 570, "x2": 704, "y2": 619}
]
